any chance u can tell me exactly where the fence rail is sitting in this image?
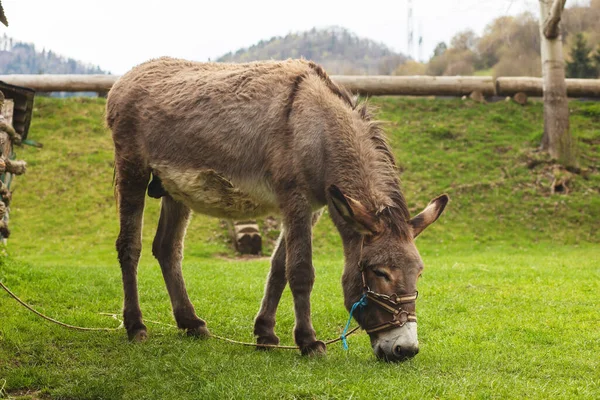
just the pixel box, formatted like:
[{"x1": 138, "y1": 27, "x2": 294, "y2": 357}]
[
  {"x1": 332, "y1": 76, "x2": 497, "y2": 96},
  {"x1": 0, "y1": 74, "x2": 599, "y2": 98},
  {"x1": 495, "y1": 77, "x2": 600, "y2": 97}
]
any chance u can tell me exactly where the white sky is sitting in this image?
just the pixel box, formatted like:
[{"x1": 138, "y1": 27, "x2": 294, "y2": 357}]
[{"x1": 2, "y1": 0, "x2": 550, "y2": 74}]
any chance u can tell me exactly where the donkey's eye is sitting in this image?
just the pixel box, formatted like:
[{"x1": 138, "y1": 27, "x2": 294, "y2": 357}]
[{"x1": 373, "y1": 269, "x2": 391, "y2": 281}]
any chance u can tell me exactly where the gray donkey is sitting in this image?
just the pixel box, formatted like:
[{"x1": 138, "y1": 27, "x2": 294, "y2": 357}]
[{"x1": 106, "y1": 57, "x2": 448, "y2": 361}]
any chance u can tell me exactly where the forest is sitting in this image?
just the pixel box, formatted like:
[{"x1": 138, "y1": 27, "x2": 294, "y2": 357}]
[
  {"x1": 403, "y1": 0, "x2": 600, "y2": 78},
  {"x1": 0, "y1": 34, "x2": 106, "y2": 74}
]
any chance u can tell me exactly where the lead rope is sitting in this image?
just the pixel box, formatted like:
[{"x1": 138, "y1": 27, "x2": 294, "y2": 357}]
[
  {"x1": 340, "y1": 293, "x2": 367, "y2": 350},
  {"x1": 340, "y1": 235, "x2": 368, "y2": 350},
  {"x1": 0, "y1": 281, "x2": 122, "y2": 331},
  {"x1": 0, "y1": 280, "x2": 361, "y2": 349}
]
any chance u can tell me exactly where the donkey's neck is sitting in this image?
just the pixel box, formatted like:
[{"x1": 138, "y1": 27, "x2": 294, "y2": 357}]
[
  {"x1": 324, "y1": 113, "x2": 411, "y2": 239},
  {"x1": 326, "y1": 130, "x2": 395, "y2": 213}
]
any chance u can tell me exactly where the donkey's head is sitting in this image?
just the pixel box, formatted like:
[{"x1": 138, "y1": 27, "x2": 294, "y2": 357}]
[{"x1": 329, "y1": 185, "x2": 448, "y2": 362}]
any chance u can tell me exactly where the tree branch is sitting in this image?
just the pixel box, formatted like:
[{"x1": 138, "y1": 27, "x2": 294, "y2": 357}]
[{"x1": 543, "y1": 0, "x2": 567, "y2": 39}]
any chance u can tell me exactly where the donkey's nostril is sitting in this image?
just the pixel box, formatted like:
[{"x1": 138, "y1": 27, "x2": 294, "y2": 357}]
[
  {"x1": 393, "y1": 345, "x2": 419, "y2": 360},
  {"x1": 394, "y1": 345, "x2": 403, "y2": 356}
]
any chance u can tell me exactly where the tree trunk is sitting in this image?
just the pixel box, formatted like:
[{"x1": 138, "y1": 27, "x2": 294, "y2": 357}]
[{"x1": 539, "y1": 0, "x2": 576, "y2": 167}]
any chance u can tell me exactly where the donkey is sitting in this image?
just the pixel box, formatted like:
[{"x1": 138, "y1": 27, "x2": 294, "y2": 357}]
[{"x1": 106, "y1": 57, "x2": 448, "y2": 361}]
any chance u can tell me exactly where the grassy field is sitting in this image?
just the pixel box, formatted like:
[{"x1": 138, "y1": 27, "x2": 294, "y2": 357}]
[{"x1": 0, "y1": 97, "x2": 599, "y2": 399}]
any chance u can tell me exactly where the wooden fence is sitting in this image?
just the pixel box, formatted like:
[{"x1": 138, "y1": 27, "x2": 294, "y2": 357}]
[{"x1": 0, "y1": 74, "x2": 599, "y2": 98}]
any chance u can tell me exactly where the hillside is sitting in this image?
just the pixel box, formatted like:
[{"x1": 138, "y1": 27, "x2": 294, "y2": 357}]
[
  {"x1": 0, "y1": 34, "x2": 107, "y2": 74},
  {"x1": 7, "y1": 97, "x2": 600, "y2": 265},
  {"x1": 217, "y1": 26, "x2": 407, "y2": 75}
]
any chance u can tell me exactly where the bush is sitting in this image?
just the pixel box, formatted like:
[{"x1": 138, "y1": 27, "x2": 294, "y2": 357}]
[
  {"x1": 426, "y1": 49, "x2": 477, "y2": 76},
  {"x1": 394, "y1": 60, "x2": 427, "y2": 75},
  {"x1": 444, "y1": 60, "x2": 474, "y2": 76},
  {"x1": 493, "y1": 49, "x2": 541, "y2": 77}
]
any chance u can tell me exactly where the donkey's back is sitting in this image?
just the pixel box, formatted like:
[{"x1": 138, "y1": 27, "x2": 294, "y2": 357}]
[
  {"x1": 107, "y1": 57, "x2": 348, "y2": 218},
  {"x1": 107, "y1": 57, "x2": 311, "y2": 169}
]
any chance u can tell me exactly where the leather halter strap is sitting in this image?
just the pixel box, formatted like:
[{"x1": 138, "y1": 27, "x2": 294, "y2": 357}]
[
  {"x1": 357, "y1": 236, "x2": 418, "y2": 334},
  {"x1": 363, "y1": 289, "x2": 418, "y2": 334}
]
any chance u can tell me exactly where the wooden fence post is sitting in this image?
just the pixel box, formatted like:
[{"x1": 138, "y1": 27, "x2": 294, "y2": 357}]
[
  {"x1": 0, "y1": 93, "x2": 14, "y2": 240},
  {"x1": 0, "y1": 90, "x2": 29, "y2": 241}
]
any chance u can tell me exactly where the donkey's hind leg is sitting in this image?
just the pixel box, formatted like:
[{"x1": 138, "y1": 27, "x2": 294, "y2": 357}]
[
  {"x1": 115, "y1": 159, "x2": 150, "y2": 342},
  {"x1": 153, "y1": 195, "x2": 209, "y2": 337}
]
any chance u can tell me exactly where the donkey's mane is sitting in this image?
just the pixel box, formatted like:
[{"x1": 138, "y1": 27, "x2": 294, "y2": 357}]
[
  {"x1": 306, "y1": 67, "x2": 412, "y2": 237},
  {"x1": 358, "y1": 105, "x2": 412, "y2": 237}
]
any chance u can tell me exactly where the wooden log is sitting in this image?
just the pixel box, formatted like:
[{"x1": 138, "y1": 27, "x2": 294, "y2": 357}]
[
  {"x1": 564, "y1": 79, "x2": 600, "y2": 98},
  {"x1": 0, "y1": 74, "x2": 496, "y2": 96},
  {"x1": 0, "y1": 120, "x2": 20, "y2": 144},
  {"x1": 0, "y1": 219, "x2": 9, "y2": 238},
  {"x1": 497, "y1": 77, "x2": 543, "y2": 96},
  {"x1": 332, "y1": 75, "x2": 496, "y2": 96},
  {"x1": 496, "y1": 77, "x2": 600, "y2": 98},
  {"x1": 0, "y1": 97, "x2": 13, "y2": 242},
  {"x1": 0, "y1": 159, "x2": 26, "y2": 175},
  {"x1": 1, "y1": 73, "x2": 599, "y2": 98},
  {"x1": 226, "y1": 220, "x2": 262, "y2": 255},
  {"x1": 0, "y1": 99, "x2": 13, "y2": 157},
  {"x1": 0, "y1": 74, "x2": 119, "y2": 92},
  {"x1": 0, "y1": 180, "x2": 10, "y2": 206}
]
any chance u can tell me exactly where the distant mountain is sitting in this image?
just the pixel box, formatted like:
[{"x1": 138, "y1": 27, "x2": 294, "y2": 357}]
[
  {"x1": 217, "y1": 27, "x2": 407, "y2": 75},
  {"x1": 0, "y1": 34, "x2": 107, "y2": 74}
]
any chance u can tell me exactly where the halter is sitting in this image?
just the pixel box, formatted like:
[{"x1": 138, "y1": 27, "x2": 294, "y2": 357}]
[{"x1": 357, "y1": 237, "x2": 418, "y2": 335}]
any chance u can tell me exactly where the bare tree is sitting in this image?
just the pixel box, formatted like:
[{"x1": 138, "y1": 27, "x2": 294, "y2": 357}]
[{"x1": 539, "y1": 0, "x2": 576, "y2": 166}]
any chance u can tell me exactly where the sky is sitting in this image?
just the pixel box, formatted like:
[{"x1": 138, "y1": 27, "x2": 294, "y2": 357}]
[{"x1": 1, "y1": 0, "x2": 556, "y2": 75}]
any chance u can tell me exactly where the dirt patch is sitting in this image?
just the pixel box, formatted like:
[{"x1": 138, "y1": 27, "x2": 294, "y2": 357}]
[
  {"x1": 519, "y1": 149, "x2": 599, "y2": 195},
  {"x1": 215, "y1": 253, "x2": 270, "y2": 262},
  {"x1": 494, "y1": 145, "x2": 513, "y2": 154}
]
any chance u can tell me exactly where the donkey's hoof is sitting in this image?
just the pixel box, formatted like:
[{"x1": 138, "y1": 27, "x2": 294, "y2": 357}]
[
  {"x1": 186, "y1": 325, "x2": 210, "y2": 338},
  {"x1": 256, "y1": 334, "x2": 280, "y2": 350},
  {"x1": 128, "y1": 329, "x2": 148, "y2": 342},
  {"x1": 300, "y1": 340, "x2": 327, "y2": 356}
]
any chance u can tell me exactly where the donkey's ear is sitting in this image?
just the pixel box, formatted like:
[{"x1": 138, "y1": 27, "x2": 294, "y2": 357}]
[
  {"x1": 328, "y1": 185, "x2": 381, "y2": 235},
  {"x1": 409, "y1": 194, "x2": 449, "y2": 238}
]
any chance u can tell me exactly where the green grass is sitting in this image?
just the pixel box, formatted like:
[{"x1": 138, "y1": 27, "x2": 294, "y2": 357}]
[{"x1": 1, "y1": 97, "x2": 599, "y2": 399}]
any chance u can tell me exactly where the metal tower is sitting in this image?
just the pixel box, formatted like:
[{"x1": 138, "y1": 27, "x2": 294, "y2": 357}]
[{"x1": 407, "y1": 0, "x2": 414, "y2": 59}]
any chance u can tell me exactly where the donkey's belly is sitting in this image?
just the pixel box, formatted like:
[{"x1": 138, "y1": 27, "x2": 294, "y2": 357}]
[{"x1": 152, "y1": 165, "x2": 278, "y2": 219}]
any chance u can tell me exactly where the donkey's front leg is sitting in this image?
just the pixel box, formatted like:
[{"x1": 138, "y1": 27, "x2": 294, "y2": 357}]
[
  {"x1": 254, "y1": 231, "x2": 287, "y2": 347},
  {"x1": 282, "y1": 198, "x2": 325, "y2": 355},
  {"x1": 254, "y1": 210, "x2": 323, "y2": 348}
]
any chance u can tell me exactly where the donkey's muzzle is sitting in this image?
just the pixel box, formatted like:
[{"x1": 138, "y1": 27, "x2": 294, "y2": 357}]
[{"x1": 371, "y1": 322, "x2": 419, "y2": 362}]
